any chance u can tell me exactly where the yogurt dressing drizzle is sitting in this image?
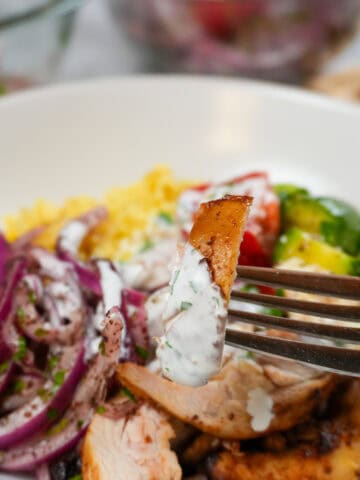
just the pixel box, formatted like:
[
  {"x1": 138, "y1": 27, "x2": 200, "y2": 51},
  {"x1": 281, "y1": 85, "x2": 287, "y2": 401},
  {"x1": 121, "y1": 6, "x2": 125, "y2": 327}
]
[{"x1": 157, "y1": 244, "x2": 227, "y2": 387}]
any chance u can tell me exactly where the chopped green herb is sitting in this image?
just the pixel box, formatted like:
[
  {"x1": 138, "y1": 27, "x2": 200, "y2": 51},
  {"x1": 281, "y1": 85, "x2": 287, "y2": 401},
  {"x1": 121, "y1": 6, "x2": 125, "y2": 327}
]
[
  {"x1": 0, "y1": 361, "x2": 10, "y2": 375},
  {"x1": 38, "y1": 388, "x2": 52, "y2": 401},
  {"x1": 139, "y1": 239, "x2": 154, "y2": 253},
  {"x1": 334, "y1": 339, "x2": 346, "y2": 347},
  {"x1": 28, "y1": 290, "x2": 36, "y2": 304},
  {"x1": 165, "y1": 340, "x2": 173, "y2": 349},
  {"x1": 47, "y1": 417, "x2": 69, "y2": 436},
  {"x1": 246, "y1": 351, "x2": 254, "y2": 359},
  {"x1": 135, "y1": 345, "x2": 150, "y2": 361},
  {"x1": 189, "y1": 281, "x2": 198, "y2": 294},
  {"x1": 16, "y1": 307, "x2": 25, "y2": 322},
  {"x1": 53, "y1": 370, "x2": 66, "y2": 386},
  {"x1": 13, "y1": 337, "x2": 27, "y2": 361},
  {"x1": 47, "y1": 407, "x2": 59, "y2": 421},
  {"x1": 121, "y1": 387, "x2": 137, "y2": 403},
  {"x1": 180, "y1": 301, "x2": 192, "y2": 311},
  {"x1": 12, "y1": 379, "x2": 25, "y2": 394},
  {"x1": 212, "y1": 296, "x2": 220, "y2": 306},
  {"x1": 48, "y1": 354, "x2": 59, "y2": 371},
  {"x1": 98, "y1": 340, "x2": 105, "y2": 355},
  {"x1": 276, "y1": 288, "x2": 285, "y2": 297},
  {"x1": 34, "y1": 328, "x2": 48, "y2": 338},
  {"x1": 241, "y1": 284, "x2": 259, "y2": 293},
  {"x1": 157, "y1": 212, "x2": 174, "y2": 225},
  {"x1": 69, "y1": 475, "x2": 82, "y2": 480},
  {"x1": 95, "y1": 405, "x2": 107, "y2": 414},
  {"x1": 170, "y1": 270, "x2": 180, "y2": 295},
  {"x1": 77, "y1": 419, "x2": 84, "y2": 430},
  {"x1": 263, "y1": 307, "x2": 285, "y2": 317},
  {"x1": 165, "y1": 367, "x2": 170, "y2": 373}
]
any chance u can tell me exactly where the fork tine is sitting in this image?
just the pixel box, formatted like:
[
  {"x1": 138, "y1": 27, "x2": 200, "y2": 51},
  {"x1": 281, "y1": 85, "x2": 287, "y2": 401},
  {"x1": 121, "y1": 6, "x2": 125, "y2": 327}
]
[
  {"x1": 237, "y1": 266, "x2": 360, "y2": 300},
  {"x1": 230, "y1": 290, "x2": 360, "y2": 321},
  {"x1": 228, "y1": 309, "x2": 360, "y2": 343},
  {"x1": 225, "y1": 328, "x2": 360, "y2": 376}
]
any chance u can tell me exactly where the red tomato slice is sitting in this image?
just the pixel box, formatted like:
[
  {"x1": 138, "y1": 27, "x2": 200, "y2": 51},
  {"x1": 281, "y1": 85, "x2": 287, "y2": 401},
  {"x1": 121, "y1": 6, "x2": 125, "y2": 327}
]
[
  {"x1": 176, "y1": 171, "x2": 280, "y2": 267},
  {"x1": 191, "y1": 1, "x2": 263, "y2": 39}
]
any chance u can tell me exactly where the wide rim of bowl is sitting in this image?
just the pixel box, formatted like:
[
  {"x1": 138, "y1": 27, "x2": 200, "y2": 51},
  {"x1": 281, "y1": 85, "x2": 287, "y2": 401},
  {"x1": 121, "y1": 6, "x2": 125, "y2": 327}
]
[
  {"x1": 0, "y1": 75, "x2": 360, "y2": 119},
  {"x1": 0, "y1": 0, "x2": 83, "y2": 29}
]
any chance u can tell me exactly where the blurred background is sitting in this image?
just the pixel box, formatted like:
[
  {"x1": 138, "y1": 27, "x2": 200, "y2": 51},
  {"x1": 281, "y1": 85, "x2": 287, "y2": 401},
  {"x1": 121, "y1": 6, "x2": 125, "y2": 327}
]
[{"x1": 0, "y1": 0, "x2": 360, "y2": 99}]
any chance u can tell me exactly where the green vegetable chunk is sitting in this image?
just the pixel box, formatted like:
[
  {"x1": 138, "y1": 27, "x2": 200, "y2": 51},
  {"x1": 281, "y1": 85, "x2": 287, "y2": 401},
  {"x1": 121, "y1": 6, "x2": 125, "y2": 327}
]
[
  {"x1": 274, "y1": 228, "x2": 360, "y2": 275},
  {"x1": 282, "y1": 195, "x2": 360, "y2": 256}
]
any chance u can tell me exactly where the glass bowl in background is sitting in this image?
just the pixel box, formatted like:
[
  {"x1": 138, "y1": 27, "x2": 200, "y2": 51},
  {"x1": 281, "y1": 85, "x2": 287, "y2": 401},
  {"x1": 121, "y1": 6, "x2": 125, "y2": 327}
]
[
  {"x1": 109, "y1": 0, "x2": 360, "y2": 83},
  {"x1": 0, "y1": 0, "x2": 83, "y2": 93}
]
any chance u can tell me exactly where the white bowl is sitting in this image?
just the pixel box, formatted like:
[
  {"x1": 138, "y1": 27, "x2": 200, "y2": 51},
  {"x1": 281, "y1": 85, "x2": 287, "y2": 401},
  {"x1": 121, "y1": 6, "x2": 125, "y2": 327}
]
[{"x1": 0, "y1": 76, "x2": 359, "y2": 479}]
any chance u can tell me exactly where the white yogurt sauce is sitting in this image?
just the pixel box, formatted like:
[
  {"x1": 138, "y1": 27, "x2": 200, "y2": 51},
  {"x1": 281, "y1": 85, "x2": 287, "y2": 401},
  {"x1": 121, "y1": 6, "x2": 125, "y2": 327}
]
[
  {"x1": 120, "y1": 238, "x2": 177, "y2": 290},
  {"x1": 157, "y1": 244, "x2": 227, "y2": 387},
  {"x1": 246, "y1": 387, "x2": 274, "y2": 432},
  {"x1": 145, "y1": 286, "x2": 170, "y2": 340},
  {"x1": 59, "y1": 220, "x2": 88, "y2": 256},
  {"x1": 97, "y1": 260, "x2": 124, "y2": 314}
]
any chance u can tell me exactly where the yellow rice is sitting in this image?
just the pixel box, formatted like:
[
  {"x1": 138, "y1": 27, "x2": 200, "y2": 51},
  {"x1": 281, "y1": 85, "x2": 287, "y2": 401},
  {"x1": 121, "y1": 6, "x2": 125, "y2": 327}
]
[{"x1": 4, "y1": 166, "x2": 191, "y2": 261}]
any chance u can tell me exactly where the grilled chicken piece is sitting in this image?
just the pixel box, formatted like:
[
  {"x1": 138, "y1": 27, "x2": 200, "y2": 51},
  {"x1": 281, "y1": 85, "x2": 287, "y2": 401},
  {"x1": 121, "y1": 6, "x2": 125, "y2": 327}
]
[
  {"x1": 117, "y1": 359, "x2": 335, "y2": 440},
  {"x1": 207, "y1": 381, "x2": 360, "y2": 480},
  {"x1": 82, "y1": 403, "x2": 181, "y2": 480},
  {"x1": 157, "y1": 196, "x2": 252, "y2": 387},
  {"x1": 189, "y1": 195, "x2": 252, "y2": 302}
]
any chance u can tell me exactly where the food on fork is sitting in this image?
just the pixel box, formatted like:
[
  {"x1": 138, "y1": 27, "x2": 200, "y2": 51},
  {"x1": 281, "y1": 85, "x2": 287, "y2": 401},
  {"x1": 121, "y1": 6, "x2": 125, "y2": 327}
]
[
  {"x1": 0, "y1": 167, "x2": 359, "y2": 479},
  {"x1": 157, "y1": 195, "x2": 252, "y2": 387}
]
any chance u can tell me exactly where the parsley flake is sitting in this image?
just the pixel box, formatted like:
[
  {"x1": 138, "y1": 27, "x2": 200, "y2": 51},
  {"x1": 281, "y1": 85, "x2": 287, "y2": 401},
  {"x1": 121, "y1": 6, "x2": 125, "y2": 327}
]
[
  {"x1": 69, "y1": 475, "x2": 82, "y2": 480},
  {"x1": 16, "y1": 307, "x2": 25, "y2": 322},
  {"x1": 13, "y1": 337, "x2": 27, "y2": 361},
  {"x1": 47, "y1": 407, "x2": 59, "y2": 421},
  {"x1": 53, "y1": 370, "x2": 66, "y2": 386},
  {"x1": 121, "y1": 387, "x2": 137, "y2": 403},
  {"x1": 135, "y1": 345, "x2": 150, "y2": 361},
  {"x1": 140, "y1": 239, "x2": 154, "y2": 253},
  {"x1": 35, "y1": 328, "x2": 48, "y2": 338},
  {"x1": 96, "y1": 405, "x2": 107, "y2": 414},
  {"x1": 0, "y1": 361, "x2": 10, "y2": 375},
  {"x1": 189, "y1": 281, "x2": 198, "y2": 294},
  {"x1": 48, "y1": 354, "x2": 60, "y2": 371},
  {"x1": 47, "y1": 417, "x2": 69, "y2": 436},
  {"x1": 157, "y1": 212, "x2": 174, "y2": 225},
  {"x1": 165, "y1": 340, "x2": 173, "y2": 349},
  {"x1": 180, "y1": 301, "x2": 192, "y2": 311},
  {"x1": 170, "y1": 270, "x2": 180, "y2": 295},
  {"x1": 98, "y1": 340, "x2": 105, "y2": 355},
  {"x1": 12, "y1": 379, "x2": 25, "y2": 394},
  {"x1": 28, "y1": 290, "x2": 36, "y2": 304}
]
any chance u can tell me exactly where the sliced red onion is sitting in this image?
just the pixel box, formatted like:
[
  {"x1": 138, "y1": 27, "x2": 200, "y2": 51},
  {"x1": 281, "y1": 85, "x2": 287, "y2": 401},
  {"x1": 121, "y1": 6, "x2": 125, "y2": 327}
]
[
  {"x1": 0, "y1": 258, "x2": 25, "y2": 324},
  {"x1": 56, "y1": 207, "x2": 108, "y2": 296},
  {"x1": 0, "y1": 234, "x2": 11, "y2": 284},
  {"x1": 35, "y1": 463, "x2": 51, "y2": 480},
  {"x1": 95, "y1": 260, "x2": 136, "y2": 361},
  {"x1": 124, "y1": 288, "x2": 146, "y2": 307},
  {"x1": 0, "y1": 308, "x2": 123, "y2": 471},
  {"x1": 123, "y1": 288, "x2": 150, "y2": 361},
  {"x1": 0, "y1": 343, "x2": 87, "y2": 448},
  {"x1": 0, "y1": 362, "x2": 15, "y2": 397},
  {"x1": 119, "y1": 296, "x2": 137, "y2": 362},
  {"x1": 0, "y1": 375, "x2": 44, "y2": 414},
  {"x1": 12, "y1": 226, "x2": 45, "y2": 253}
]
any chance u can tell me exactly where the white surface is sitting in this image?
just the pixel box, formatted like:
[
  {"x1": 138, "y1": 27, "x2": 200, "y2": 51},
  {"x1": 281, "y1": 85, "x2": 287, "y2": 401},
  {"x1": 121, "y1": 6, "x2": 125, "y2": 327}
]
[
  {"x1": 58, "y1": 0, "x2": 360, "y2": 80},
  {"x1": 0, "y1": 76, "x2": 360, "y2": 477}
]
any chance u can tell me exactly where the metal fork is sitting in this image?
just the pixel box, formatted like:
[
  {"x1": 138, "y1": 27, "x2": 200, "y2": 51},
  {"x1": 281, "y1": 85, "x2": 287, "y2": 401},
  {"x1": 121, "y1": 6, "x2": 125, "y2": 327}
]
[{"x1": 226, "y1": 266, "x2": 360, "y2": 376}]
